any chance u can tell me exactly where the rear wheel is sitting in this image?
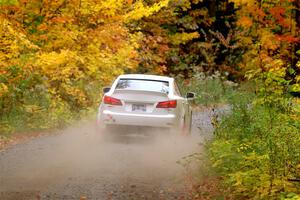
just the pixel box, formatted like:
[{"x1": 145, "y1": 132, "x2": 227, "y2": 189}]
[
  {"x1": 187, "y1": 111, "x2": 192, "y2": 135},
  {"x1": 182, "y1": 113, "x2": 192, "y2": 136}
]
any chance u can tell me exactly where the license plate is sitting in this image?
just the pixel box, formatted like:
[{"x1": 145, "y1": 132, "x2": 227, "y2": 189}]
[{"x1": 132, "y1": 104, "x2": 146, "y2": 112}]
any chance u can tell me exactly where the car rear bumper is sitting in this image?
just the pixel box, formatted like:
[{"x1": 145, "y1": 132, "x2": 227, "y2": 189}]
[{"x1": 98, "y1": 110, "x2": 176, "y2": 128}]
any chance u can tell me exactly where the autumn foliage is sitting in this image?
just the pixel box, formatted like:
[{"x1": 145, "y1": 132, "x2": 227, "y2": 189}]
[
  {"x1": 0, "y1": 0, "x2": 300, "y2": 198},
  {"x1": 0, "y1": 0, "x2": 168, "y2": 132},
  {"x1": 207, "y1": 0, "x2": 300, "y2": 199}
]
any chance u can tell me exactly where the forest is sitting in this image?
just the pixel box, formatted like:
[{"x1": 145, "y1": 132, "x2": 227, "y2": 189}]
[{"x1": 0, "y1": 0, "x2": 299, "y2": 199}]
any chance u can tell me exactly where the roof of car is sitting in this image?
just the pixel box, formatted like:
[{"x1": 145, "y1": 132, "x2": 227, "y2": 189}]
[{"x1": 118, "y1": 74, "x2": 173, "y2": 82}]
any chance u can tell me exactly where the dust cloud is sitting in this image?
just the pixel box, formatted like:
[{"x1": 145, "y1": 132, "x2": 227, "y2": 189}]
[{"x1": 0, "y1": 117, "x2": 208, "y2": 199}]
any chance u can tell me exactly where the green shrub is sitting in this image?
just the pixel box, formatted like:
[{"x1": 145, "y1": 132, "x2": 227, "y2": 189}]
[{"x1": 210, "y1": 93, "x2": 300, "y2": 199}]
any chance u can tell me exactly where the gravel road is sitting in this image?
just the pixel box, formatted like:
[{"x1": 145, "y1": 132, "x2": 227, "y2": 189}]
[{"x1": 0, "y1": 110, "x2": 215, "y2": 200}]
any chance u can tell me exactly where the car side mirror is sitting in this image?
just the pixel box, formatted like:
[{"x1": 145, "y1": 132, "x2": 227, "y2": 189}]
[
  {"x1": 103, "y1": 87, "x2": 110, "y2": 93},
  {"x1": 186, "y1": 92, "x2": 195, "y2": 100}
]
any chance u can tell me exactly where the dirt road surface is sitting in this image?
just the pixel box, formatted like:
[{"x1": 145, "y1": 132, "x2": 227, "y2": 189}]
[{"x1": 0, "y1": 111, "x2": 214, "y2": 200}]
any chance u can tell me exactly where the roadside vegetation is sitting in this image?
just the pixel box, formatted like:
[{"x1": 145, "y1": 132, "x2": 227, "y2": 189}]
[
  {"x1": 185, "y1": 76, "x2": 300, "y2": 199},
  {"x1": 208, "y1": 81, "x2": 300, "y2": 199},
  {"x1": 179, "y1": 72, "x2": 238, "y2": 106},
  {"x1": 0, "y1": 0, "x2": 299, "y2": 199},
  {"x1": 210, "y1": 91, "x2": 300, "y2": 199}
]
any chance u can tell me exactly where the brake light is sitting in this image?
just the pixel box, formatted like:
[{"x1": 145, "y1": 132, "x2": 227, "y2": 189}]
[
  {"x1": 103, "y1": 96, "x2": 122, "y2": 106},
  {"x1": 156, "y1": 100, "x2": 177, "y2": 108}
]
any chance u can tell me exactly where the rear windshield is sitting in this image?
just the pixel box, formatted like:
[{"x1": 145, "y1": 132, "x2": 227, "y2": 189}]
[{"x1": 116, "y1": 79, "x2": 169, "y2": 93}]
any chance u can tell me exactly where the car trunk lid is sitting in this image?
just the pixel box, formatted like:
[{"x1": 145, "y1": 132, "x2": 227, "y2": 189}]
[{"x1": 111, "y1": 89, "x2": 170, "y2": 114}]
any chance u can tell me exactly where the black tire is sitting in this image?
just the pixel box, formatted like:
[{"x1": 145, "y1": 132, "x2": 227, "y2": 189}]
[
  {"x1": 182, "y1": 111, "x2": 192, "y2": 136},
  {"x1": 187, "y1": 111, "x2": 192, "y2": 135}
]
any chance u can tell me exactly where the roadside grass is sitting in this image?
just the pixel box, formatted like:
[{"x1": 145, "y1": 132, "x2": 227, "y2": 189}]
[
  {"x1": 178, "y1": 72, "x2": 239, "y2": 106},
  {"x1": 207, "y1": 87, "x2": 300, "y2": 199},
  {"x1": 181, "y1": 76, "x2": 300, "y2": 199},
  {"x1": 0, "y1": 106, "x2": 97, "y2": 148},
  {"x1": 0, "y1": 84, "x2": 100, "y2": 145}
]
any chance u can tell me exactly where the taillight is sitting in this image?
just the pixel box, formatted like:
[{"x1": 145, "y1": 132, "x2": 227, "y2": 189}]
[
  {"x1": 156, "y1": 100, "x2": 177, "y2": 108},
  {"x1": 103, "y1": 96, "x2": 122, "y2": 106}
]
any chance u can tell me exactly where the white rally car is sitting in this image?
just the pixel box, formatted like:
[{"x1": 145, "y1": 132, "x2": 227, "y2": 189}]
[{"x1": 97, "y1": 74, "x2": 195, "y2": 135}]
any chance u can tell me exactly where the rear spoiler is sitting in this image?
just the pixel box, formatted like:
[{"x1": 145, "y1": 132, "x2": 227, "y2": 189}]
[{"x1": 114, "y1": 89, "x2": 169, "y2": 95}]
